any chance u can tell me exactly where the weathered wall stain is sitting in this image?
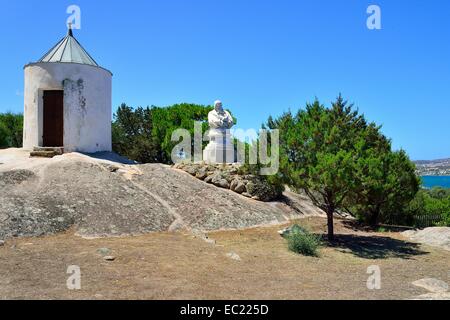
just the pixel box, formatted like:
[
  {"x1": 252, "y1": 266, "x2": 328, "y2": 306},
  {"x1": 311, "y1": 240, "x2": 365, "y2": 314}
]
[{"x1": 63, "y1": 78, "x2": 87, "y2": 117}]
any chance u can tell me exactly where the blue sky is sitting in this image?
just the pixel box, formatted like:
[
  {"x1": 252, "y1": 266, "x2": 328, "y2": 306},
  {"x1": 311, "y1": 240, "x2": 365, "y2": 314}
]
[{"x1": 0, "y1": 0, "x2": 449, "y2": 160}]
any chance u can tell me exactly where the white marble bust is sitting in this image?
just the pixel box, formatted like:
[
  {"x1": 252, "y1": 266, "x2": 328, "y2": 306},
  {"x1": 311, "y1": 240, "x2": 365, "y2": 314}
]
[{"x1": 208, "y1": 100, "x2": 234, "y2": 130}]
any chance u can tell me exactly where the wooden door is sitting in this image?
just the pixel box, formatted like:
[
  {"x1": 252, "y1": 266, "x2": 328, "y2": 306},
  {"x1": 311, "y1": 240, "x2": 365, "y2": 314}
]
[{"x1": 43, "y1": 90, "x2": 64, "y2": 147}]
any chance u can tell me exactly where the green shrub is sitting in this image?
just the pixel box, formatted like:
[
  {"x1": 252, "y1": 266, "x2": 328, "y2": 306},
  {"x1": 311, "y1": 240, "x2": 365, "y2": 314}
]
[
  {"x1": 0, "y1": 112, "x2": 23, "y2": 148},
  {"x1": 287, "y1": 229, "x2": 322, "y2": 257}
]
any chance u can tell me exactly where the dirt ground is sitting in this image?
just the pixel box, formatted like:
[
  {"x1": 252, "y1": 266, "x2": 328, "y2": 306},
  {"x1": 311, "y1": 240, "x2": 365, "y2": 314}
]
[
  {"x1": 0, "y1": 217, "x2": 449, "y2": 300},
  {"x1": 0, "y1": 148, "x2": 324, "y2": 240}
]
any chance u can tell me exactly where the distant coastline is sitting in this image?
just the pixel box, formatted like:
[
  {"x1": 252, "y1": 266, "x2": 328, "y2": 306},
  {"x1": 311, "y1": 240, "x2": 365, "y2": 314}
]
[{"x1": 414, "y1": 158, "x2": 450, "y2": 176}]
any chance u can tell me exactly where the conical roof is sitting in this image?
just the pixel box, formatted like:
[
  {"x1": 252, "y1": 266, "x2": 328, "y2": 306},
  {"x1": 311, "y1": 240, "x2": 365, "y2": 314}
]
[{"x1": 38, "y1": 27, "x2": 99, "y2": 67}]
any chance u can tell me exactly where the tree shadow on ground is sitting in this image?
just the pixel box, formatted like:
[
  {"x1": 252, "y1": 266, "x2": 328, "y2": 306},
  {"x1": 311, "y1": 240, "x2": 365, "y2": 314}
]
[
  {"x1": 82, "y1": 152, "x2": 138, "y2": 165},
  {"x1": 327, "y1": 234, "x2": 428, "y2": 260},
  {"x1": 341, "y1": 219, "x2": 414, "y2": 233}
]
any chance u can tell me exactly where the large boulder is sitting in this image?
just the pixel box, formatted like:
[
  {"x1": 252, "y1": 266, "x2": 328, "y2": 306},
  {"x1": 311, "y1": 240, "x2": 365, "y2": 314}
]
[
  {"x1": 0, "y1": 149, "x2": 323, "y2": 240},
  {"x1": 230, "y1": 179, "x2": 246, "y2": 194},
  {"x1": 175, "y1": 163, "x2": 282, "y2": 201},
  {"x1": 245, "y1": 178, "x2": 282, "y2": 202},
  {"x1": 211, "y1": 173, "x2": 230, "y2": 189},
  {"x1": 195, "y1": 166, "x2": 208, "y2": 180},
  {"x1": 412, "y1": 278, "x2": 449, "y2": 293},
  {"x1": 402, "y1": 227, "x2": 450, "y2": 251}
]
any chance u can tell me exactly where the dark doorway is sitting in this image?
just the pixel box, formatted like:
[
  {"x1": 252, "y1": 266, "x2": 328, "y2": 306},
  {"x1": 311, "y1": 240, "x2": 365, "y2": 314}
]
[{"x1": 43, "y1": 90, "x2": 64, "y2": 147}]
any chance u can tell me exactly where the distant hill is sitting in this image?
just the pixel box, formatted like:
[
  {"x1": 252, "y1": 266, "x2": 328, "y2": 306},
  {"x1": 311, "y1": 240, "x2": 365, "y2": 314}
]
[{"x1": 414, "y1": 158, "x2": 450, "y2": 176}]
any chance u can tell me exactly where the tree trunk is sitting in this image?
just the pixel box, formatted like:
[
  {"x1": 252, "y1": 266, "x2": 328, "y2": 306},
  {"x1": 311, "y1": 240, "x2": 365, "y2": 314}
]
[
  {"x1": 327, "y1": 208, "x2": 334, "y2": 241},
  {"x1": 368, "y1": 207, "x2": 381, "y2": 227}
]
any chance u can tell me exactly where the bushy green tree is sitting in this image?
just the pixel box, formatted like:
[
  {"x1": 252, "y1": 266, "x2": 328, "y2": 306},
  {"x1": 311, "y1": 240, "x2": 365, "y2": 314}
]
[
  {"x1": 150, "y1": 103, "x2": 211, "y2": 163},
  {"x1": 405, "y1": 188, "x2": 450, "y2": 226},
  {"x1": 112, "y1": 104, "x2": 160, "y2": 163},
  {"x1": 428, "y1": 187, "x2": 450, "y2": 200},
  {"x1": 269, "y1": 95, "x2": 419, "y2": 240},
  {"x1": 0, "y1": 112, "x2": 23, "y2": 148},
  {"x1": 112, "y1": 103, "x2": 213, "y2": 164},
  {"x1": 347, "y1": 149, "x2": 419, "y2": 226},
  {"x1": 271, "y1": 97, "x2": 362, "y2": 240},
  {"x1": 0, "y1": 122, "x2": 8, "y2": 148}
]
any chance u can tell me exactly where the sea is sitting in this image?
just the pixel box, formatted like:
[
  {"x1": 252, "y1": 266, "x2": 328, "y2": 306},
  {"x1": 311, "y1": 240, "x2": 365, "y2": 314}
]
[{"x1": 421, "y1": 176, "x2": 450, "y2": 189}]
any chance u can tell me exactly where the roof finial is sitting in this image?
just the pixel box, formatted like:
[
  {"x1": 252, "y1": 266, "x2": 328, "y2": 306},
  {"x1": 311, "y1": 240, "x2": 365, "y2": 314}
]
[{"x1": 67, "y1": 22, "x2": 73, "y2": 37}]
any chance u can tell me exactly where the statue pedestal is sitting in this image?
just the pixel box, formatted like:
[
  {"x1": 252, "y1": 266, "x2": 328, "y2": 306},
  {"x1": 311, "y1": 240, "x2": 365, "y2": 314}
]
[{"x1": 203, "y1": 129, "x2": 235, "y2": 164}]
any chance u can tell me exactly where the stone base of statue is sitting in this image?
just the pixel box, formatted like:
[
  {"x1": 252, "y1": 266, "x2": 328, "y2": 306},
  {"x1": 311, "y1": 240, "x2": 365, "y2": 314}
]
[{"x1": 203, "y1": 129, "x2": 235, "y2": 164}]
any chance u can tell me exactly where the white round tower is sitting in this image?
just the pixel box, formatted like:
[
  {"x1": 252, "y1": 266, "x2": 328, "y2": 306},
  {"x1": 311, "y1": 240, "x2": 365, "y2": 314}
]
[{"x1": 23, "y1": 27, "x2": 112, "y2": 153}]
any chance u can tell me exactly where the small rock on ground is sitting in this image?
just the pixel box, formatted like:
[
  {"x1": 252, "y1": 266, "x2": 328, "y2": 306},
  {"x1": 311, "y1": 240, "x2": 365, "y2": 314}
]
[
  {"x1": 226, "y1": 252, "x2": 241, "y2": 261},
  {"x1": 412, "y1": 278, "x2": 449, "y2": 293},
  {"x1": 103, "y1": 256, "x2": 116, "y2": 261},
  {"x1": 192, "y1": 230, "x2": 217, "y2": 245}
]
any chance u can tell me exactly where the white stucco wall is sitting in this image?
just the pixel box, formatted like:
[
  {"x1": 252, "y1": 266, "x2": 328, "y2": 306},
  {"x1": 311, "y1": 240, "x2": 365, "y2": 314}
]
[{"x1": 23, "y1": 62, "x2": 112, "y2": 153}]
